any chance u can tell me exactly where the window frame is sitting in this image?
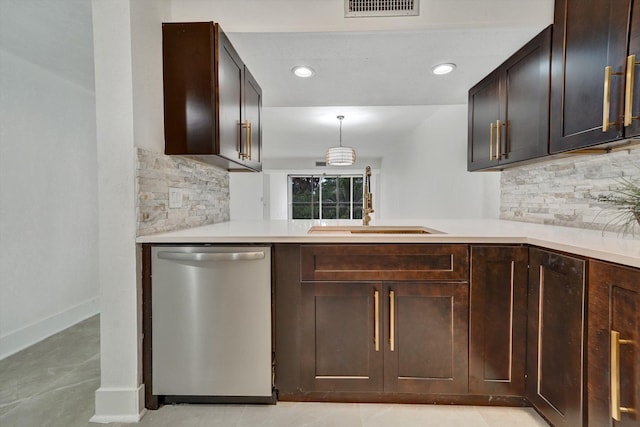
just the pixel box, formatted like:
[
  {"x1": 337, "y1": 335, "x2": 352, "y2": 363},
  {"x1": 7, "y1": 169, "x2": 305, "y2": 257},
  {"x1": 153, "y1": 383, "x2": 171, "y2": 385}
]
[{"x1": 288, "y1": 174, "x2": 364, "y2": 220}]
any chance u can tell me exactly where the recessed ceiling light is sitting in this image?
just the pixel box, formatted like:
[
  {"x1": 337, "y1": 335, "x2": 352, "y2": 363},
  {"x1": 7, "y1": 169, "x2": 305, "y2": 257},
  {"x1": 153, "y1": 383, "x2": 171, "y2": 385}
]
[
  {"x1": 292, "y1": 66, "x2": 316, "y2": 78},
  {"x1": 432, "y1": 63, "x2": 456, "y2": 75}
]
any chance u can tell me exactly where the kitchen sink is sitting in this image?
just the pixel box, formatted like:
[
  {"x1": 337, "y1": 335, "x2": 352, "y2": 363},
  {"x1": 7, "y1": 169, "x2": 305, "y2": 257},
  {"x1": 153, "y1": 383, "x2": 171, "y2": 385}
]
[{"x1": 307, "y1": 225, "x2": 444, "y2": 234}]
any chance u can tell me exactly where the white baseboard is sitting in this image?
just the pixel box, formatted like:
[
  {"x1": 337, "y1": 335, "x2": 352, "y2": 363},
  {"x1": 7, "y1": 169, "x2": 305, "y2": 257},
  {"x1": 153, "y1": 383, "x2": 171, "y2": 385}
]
[
  {"x1": 0, "y1": 297, "x2": 99, "y2": 360},
  {"x1": 90, "y1": 385, "x2": 146, "y2": 424}
]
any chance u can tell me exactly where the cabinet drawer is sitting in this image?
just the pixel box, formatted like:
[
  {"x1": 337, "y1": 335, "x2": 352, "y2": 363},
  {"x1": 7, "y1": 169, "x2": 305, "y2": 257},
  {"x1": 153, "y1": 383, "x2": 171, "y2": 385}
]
[{"x1": 300, "y1": 244, "x2": 469, "y2": 281}]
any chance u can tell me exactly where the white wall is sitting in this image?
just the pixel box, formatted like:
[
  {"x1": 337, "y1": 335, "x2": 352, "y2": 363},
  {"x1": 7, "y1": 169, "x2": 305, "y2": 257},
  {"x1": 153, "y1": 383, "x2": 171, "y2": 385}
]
[
  {"x1": 0, "y1": 1, "x2": 99, "y2": 359},
  {"x1": 380, "y1": 105, "x2": 500, "y2": 219},
  {"x1": 259, "y1": 106, "x2": 499, "y2": 222},
  {"x1": 91, "y1": 0, "x2": 170, "y2": 422},
  {"x1": 229, "y1": 172, "x2": 264, "y2": 220},
  {"x1": 265, "y1": 172, "x2": 287, "y2": 220}
]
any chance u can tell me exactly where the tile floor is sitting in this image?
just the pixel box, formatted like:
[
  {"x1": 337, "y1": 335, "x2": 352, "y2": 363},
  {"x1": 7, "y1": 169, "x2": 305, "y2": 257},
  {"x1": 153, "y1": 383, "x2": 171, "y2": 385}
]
[
  {"x1": 0, "y1": 315, "x2": 100, "y2": 427},
  {"x1": 0, "y1": 316, "x2": 550, "y2": 427}
]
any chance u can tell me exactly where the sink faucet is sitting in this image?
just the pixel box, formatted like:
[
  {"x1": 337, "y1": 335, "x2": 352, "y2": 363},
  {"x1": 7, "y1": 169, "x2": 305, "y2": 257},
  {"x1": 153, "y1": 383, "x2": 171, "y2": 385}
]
[{"x1": 363, "y1": 166, "x2": 374, "y2": 226}]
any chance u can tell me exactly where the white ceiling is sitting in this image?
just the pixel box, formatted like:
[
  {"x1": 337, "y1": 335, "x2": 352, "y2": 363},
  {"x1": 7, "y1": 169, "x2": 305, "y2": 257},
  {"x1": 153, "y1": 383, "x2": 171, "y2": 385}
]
[
  {"x1": 171, "y1": 0, "x2": 555, "y2": 162},
  {"x1": 228, "y1": 28, "x2": 543, "y2": 108}
]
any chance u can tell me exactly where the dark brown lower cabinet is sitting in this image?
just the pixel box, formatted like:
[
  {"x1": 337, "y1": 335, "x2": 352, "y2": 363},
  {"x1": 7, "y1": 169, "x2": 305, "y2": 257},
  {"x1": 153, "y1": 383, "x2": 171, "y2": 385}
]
[
  {"x1": 527, "y1": 248, "x2": 586, "y2": 427},
  {"x1": 300, "y1": 281, "x2": 383, "y2": 392},
  {"x1": 384, "y1": 281, "x2": 469, "y2": 394},
  {"x1": 276, "y1": 244, "x2": 472, "y2": 401},
  {"x1": 469, "y1": 246, "x2": 528, "y2": 396},
  {"x1": 588, "y1": 260, "x2": 640, "y2": 427},
  {"x1": 300, "y1": 280, "x2": 469, "y2": 395}
]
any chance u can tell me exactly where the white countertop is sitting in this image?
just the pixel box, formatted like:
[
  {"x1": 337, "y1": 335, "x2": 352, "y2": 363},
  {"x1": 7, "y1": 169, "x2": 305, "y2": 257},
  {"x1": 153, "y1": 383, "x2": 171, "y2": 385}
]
[{"x1": 136, "y1": 218, "x2": 640, "y2": 268}]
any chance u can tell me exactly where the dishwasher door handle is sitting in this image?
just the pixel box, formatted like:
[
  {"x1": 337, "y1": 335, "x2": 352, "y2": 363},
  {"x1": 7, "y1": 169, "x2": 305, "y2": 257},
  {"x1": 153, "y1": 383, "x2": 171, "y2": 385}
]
[{"x1": 157, "y1": 251, "x2": 266, "y2": 262}]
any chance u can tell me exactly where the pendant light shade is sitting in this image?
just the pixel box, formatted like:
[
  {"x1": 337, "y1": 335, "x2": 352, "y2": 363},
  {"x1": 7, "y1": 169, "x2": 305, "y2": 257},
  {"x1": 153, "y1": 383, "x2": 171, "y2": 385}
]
[
  {"x1": 326, "y1": 146, "x2": 356, "y2": 165},
  {"x1": 326, "y1": 115, "x2": 356, "y2": 166}
]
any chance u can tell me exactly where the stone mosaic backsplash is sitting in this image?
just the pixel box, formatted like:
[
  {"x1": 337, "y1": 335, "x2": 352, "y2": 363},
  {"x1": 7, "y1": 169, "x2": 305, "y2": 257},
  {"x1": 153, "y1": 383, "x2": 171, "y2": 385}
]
[
  {"x1": 500, "y1": 146, "x2": 640, "y2": 233},
  {"x1": 136, "y1": 148, "x2": 230, "y2": 236}
]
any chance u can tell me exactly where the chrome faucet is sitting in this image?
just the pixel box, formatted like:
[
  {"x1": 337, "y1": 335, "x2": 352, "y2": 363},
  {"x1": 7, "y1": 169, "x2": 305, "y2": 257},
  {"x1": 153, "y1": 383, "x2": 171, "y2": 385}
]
[{"x1": 363, "y1": 166, "x2": 374, "y2": 226}]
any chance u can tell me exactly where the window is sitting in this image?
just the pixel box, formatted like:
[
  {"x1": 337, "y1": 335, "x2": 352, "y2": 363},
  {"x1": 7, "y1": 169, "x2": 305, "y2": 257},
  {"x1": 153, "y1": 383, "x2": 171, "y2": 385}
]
[{"x1": 289, "y1": 175, "x2": 364, "y2": 220}]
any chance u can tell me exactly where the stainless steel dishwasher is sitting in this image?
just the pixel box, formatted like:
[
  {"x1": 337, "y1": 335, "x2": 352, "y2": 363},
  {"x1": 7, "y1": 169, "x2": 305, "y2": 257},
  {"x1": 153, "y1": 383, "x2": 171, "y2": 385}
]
[{"x1": 151, "y1": 245, "x2": 274, "y2": 403}]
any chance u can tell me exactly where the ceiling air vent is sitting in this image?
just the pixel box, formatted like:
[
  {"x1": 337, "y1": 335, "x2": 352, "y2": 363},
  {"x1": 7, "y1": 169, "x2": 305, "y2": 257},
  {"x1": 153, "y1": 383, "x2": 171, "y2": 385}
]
[
  {"x1": 316, "y1": 161, "x2": 327, "y2": 167},
  {"x1": 345, "y1": 0, "x2": 419, "y2": 17}
]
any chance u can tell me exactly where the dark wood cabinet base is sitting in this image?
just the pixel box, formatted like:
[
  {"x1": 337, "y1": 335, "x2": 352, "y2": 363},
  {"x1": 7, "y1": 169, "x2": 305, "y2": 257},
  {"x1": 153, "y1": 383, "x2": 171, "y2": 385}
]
[
  {"x1": 276, "y1": 390, "x2": 529, "y2": 407},
  {"x1": 162, "y1": 393, "x2": 277, "y2": 405}
]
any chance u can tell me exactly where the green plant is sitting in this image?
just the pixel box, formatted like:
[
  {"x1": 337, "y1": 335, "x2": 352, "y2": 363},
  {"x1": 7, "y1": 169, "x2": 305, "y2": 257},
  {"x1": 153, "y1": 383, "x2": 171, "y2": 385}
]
[{"x1": 596, "y1": 176, "x2": 640, "y2": 234}]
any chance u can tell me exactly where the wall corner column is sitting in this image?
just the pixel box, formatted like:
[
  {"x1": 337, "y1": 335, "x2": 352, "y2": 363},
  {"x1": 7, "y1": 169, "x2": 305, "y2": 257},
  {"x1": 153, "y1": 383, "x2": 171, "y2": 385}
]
[{"x1": 90, "y1": 0, "x2": 142, "y2": 422}]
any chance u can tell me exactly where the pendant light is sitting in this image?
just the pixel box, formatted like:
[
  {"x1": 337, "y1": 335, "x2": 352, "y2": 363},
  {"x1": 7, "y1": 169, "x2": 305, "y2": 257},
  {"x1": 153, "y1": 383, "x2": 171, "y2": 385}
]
[{"x1": 326, "y1": 115, "x2": 356, "y2": 166}]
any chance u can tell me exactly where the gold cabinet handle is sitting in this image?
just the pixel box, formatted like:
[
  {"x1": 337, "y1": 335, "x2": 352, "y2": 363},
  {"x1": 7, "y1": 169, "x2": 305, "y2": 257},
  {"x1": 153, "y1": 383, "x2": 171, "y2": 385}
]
[
  {"x1": 611, "y1": 330, "x2": 636, "y2": 421},
  {"x1": 239, "y1": 120, "x2": 252, "y2": 160},
  {"x1": 603, "y1": 66, "x2": 625, "y2": 131},
  {"x1": 604, "y1": 66, "x2": 613, "y2": 132},
  {"x1": 389, "y1": 290, "x2": 395, "y2": 352},
  {"x1": 237, "y1": 121, "x2": 243, "y2": 158},
  {"x1": 239, "y1": 121, "x2": 246, "y2": 159},
  {"x1": 243, "y1": 120, "x2": 250, "y2": 159},
  {"x1": 496, "y1": 119, "x2": 502, "y2": 160},
  {"x1": 501, "y1": 121, "x2": 509, "y2": 158},
  {"x1": 374, "y1": 290, "x2": 380, "y2": 352},
  {"x1": 248, "y1": 121, "x2": 252, "y2": 160},
  {"x1": 625, "y1": 55, "x2": 635, "y2": 126},
  {"x1": 625, "y1": 54, "x2": 640, "y2": 126},
  {"x1": 489, "y1": 122, "x2": 495, "y2": 160}
]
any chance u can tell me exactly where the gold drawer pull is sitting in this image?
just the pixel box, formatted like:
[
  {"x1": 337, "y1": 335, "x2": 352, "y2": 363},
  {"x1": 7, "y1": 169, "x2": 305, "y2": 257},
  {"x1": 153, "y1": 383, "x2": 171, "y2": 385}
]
[
  {"x1": 247, "y1": 121, "x2": 252, "y2": 160},
  {"x1": 389, "y1": 290, "x2": 395, "y2": 352},
  {"x1": 240, "y1": 120, "x2": 251, "y2": 160},
  {"x1": 374, "y1": 290, "x2": 380, "y2": 352},
  {"x1": 603, "y1": 66, "x2": 624, "y2": 131},
  {"x1": 496, "y1": 119, "x2": 502, "y2": 160},
  {"x1": 611, "y1": 330, "x2": 636, "y2": 421},
  {"x1": 489, "y1": 122, "x2": 495, "y2": 160},
  {"x1": 604, "y1": 66, "x2": 613, "y2": 131}
]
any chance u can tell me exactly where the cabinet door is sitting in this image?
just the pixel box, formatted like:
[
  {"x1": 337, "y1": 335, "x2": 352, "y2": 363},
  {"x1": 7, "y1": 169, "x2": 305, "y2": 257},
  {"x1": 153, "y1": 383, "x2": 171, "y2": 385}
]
[
  {"x1": 527, "y1": 248, "x2": 585, "y2": 427},
  {"x1": 384, "y1": 281, "x2": 469, "y2": 394},
  {"x1": 242, "y1": 67, "x2": 262, "y2": 171},
  {"x1": 162, "y1": 22, "x2": 216, "y2": 155},
  {"x1": 216, "y1": 25, "x2": 244, "y2": 164},
  {"x1": 469, "y1": 246, "x2": 528, "y2": 396},
  {"x1": 501, "y1": 26, "x2": 550, "y2": 164},
  {"x1": 588, "y1": 260, "x2": 640, "y2": 427},
  {"x1": 468, "y1": 69, "x2": 501, "y2": 171},
  {"x1": 550, "y1": 0, "x2": 622, "y2": 152},
  {"x1": 300, "y1": 281, "x2": 384, "y2": 392}
]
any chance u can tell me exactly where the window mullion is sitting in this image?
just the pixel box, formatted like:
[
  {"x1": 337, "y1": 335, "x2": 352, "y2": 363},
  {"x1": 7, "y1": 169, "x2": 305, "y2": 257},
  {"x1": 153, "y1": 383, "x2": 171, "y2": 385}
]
[
  {"x1": 318, "y1": 175, "x2": 323, "y2": 220},
  {"x1": 350, "y1": 176, "x2": 353, "y2": 220}
]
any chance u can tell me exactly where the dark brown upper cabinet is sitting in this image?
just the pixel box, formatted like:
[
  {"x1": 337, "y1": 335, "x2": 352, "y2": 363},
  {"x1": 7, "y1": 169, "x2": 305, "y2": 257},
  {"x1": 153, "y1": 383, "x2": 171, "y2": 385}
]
[
  {"x1": 162, "y1": 22, "x2": 262, "y2": 171},
  {"x1": 468, "y1": 26, "x2": 551, "y2": 171},
  {"x1": 550, "y1": 0, "x2": 640, "y2": 152}
]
